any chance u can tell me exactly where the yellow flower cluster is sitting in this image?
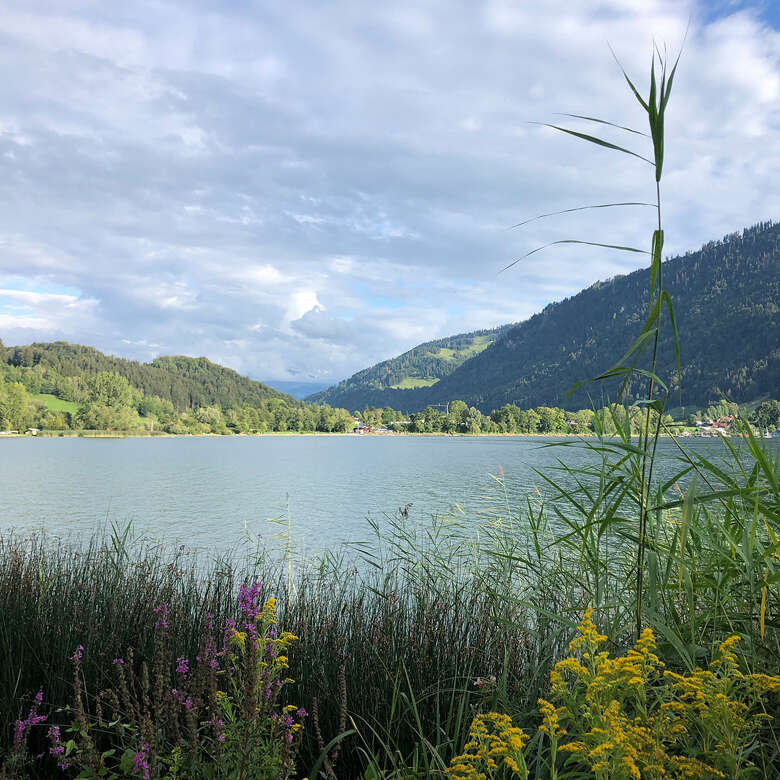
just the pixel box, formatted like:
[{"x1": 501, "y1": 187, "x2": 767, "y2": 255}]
[
  {"x1": 552, "y1": 622, "x2": 779, "y2": 779},
  {"x1": 537, "y1": 698, "x2": 566, "y2": 739},
  {"x1": 568, "y1": 607, "x2": 608, "y2": 659},
  {"x1": 449, "y1": 614, "x2": 780, "y2": 780},
  {"x1": 260, "y1": 596, "x2": 278, "y2": 626},
  {"x1": 557, "y1": 697, "x2": 659, "y2": 779},
  {"x1": 446, "y1": 712, "x2": 528, "y2": 779}
]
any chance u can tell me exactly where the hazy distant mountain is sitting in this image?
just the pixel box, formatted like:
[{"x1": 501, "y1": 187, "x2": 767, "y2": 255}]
[
  {"x1": 308, "y1": 221, "x2": 779, "y2": 413},
  {"x1": 265, "y1": 380, "x2": 332, "y2": 399}
]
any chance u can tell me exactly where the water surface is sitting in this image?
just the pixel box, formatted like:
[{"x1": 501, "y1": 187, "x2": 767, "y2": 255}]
[{"x1": 0, "y1": 435, "x2": 738, "y2": 554}]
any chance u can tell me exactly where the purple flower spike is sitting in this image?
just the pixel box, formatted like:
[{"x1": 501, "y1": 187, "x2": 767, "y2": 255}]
[
  {"x1": 210, "y1": 714, "x2": 225, "y2": 743},
  {"x1": 176, "y1": 657, "x2": 189, "y2": 678},
  {"x1": 13, "y1": 690, "x2": 47, "y2": 750},
  {"x1": 237, "y1": 579, "x2": 263, "y2": 619},
  {"x1": 133, "y1": 742, "x2": 151, "y2": 780},
  {"x1": 153, "y1": 602, "x2": 169, "y2": 631},
  {"x1": 48, "y1": 725, "x2": 69, "y2": 769}
]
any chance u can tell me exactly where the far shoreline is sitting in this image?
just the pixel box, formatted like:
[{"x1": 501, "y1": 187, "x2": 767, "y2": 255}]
[{"x1": 0, "y1": 429, "x2": 723, "y2": 440}]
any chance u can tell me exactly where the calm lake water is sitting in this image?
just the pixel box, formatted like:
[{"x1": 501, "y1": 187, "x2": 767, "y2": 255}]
[{"x1": 0, "y1": 435, "x2": 743, "y2": 556}]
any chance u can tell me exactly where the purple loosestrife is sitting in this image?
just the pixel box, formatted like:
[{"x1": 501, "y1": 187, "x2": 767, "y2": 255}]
[
  {"x1": 133, "y1": 742, "x2": 151, "y2": 780},
  {"x1": 13, "y1": 690, "x2": 47, "y2": 750},
  {"x1": 237, "y1": 579, "x2": 263, "y2": 620},
  {"x1": 153, "y1": 602, "x2": 169, "y2": 631},
  {"x1": 210, "y1": 715, "x2": 226, "y2": 743},
  {"x1": 199, "y1": 635, "x2": 219, "y2": 671},
  {"x1": 176, "y1": 657, "x2": 189, "y2": 678},
  {"x1": 48, "y1": 725, "x2": 69, "y2": 771}
]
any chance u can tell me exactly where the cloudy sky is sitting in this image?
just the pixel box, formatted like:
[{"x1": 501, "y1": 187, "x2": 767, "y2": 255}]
[{"x1": 0, "y1": 0, "x2": 778, "y2": 390}]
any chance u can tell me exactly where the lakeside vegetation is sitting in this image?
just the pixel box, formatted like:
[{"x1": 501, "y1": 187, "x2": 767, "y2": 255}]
[
  {"x1": 1, "y1": 418, "x2": 778, "y2": 777},
  {"x1": 2, "y1": 367, "x2": 778, "y2": 438}
]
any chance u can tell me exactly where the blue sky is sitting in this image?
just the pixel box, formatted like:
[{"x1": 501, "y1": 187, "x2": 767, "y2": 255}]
[{"x1": 0, "y1": 1, "x2": 777, "y2": 387}]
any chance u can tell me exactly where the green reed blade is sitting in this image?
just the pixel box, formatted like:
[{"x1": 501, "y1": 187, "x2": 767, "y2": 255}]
[
  {"x1": 552, "y1": 113, "x2": 649, "y2": 137},
  {"x1": 609, "y1": 44, "x2": 649, "y2": 111},
  {"x1": 507, "y1": 201, "x2": 653, "y2": 230},
  {"x1": 500, "y1": 239, "x2": 647, "y2": 272},
  {"x1": 534, "y1": 122, "x2": 655, "y2": 164}
]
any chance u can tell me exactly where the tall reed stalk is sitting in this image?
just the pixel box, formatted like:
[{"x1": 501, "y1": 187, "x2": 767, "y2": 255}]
[{"x1": 511, "y1": 46, "x2": 683, "y2": 638}]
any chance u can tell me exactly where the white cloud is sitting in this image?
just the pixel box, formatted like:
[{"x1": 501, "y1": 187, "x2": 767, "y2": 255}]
[
  {"x1": 286, "y1": 290, "x2": 322, "y2": 324},
  {"x1": 0, "y1": 0, "x2": 776, "y2": 384}
]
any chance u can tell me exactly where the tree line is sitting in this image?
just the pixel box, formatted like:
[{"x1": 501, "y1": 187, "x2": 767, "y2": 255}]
[
  {"x1": 0, "y1": 370, "x2": 356, "y2": 434},
  {"x1": 2, "y1": 354, "x2": 777, "y2": 437}
]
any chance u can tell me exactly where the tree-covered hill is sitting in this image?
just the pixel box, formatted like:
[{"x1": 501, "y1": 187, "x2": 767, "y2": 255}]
[
  {"x1": 306, "y1": 324, "x2": 514, "y2": 406},
  {"x1": 0, "y1": 342, "x2": 295, "y2": 411},
  {"x1": 310, "y1": 221, "x2": 779, "y2": 413}
]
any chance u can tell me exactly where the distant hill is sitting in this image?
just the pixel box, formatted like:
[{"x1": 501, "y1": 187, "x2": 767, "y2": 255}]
[
  {"x1": 0, "y1": 342, "x2": 295, "y2": 411},
  {"x1": 307, "y1": 324, "x2": 515, "y2": 407},
  {"x1": 308, "y1": 221, "x2": 779, "y2": 413},
  {"x1": 265, "y1": 380, "x2": 332, "y2": 400}
]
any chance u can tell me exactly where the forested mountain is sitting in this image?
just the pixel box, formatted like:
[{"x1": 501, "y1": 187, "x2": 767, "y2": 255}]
[
  {"x1": 309, "y1": 221, "x2": 779, "y2": 413},
  {"x1": 307, "y1": 324, "x2": 514, "y2": 405},
  {"x1": 0, "y1": 342, "x2": 294, "y2": 411}
]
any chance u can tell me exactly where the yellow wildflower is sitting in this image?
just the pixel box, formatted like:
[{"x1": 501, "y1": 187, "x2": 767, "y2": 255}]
[
  {"x1": 446, "y1": 713, "x2": 528, "y2": 778},
  {"x1": 569, "y1": 606, "x2": 608, "y2": 655}
]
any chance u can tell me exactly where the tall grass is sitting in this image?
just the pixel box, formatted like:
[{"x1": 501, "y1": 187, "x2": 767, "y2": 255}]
[
  {"x1": 509, "y1": 40, "x2": 778, "y2": 681},
  {"x1": 0, "y1": 513, "x2": 573, "y2": 777},
  {"x1": 0, "y1": 529, "x2": 238, "y2": 745}
]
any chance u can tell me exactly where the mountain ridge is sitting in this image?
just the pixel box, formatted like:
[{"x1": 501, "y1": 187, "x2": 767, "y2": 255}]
[
  {"x1": 306, "y1": 324, "x2": 515, "y2": 406},
  {"x1": 307, "y1": 221, "x2": 779, "y2": 412}
]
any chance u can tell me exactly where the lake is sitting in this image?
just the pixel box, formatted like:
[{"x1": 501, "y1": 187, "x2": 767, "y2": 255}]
[{"x1": 0, "y1": 434, "x2": 740, "y2": 556}]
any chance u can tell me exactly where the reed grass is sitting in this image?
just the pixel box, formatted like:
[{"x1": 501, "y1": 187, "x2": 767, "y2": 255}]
[{"x1": 0, "y1": 514, "x2": 572, "y2": 777}]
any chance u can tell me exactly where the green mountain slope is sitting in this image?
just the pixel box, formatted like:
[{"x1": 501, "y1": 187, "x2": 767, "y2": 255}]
[
  {"x1": 306, "y1": 325, "x2": 514, "y2": 406},
  {"x1": 0, "y1": 342, "x2": 295, "y2": 411},
  {"x1": 310, "y1": 221, "x2": 779, "y2": 413}
]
